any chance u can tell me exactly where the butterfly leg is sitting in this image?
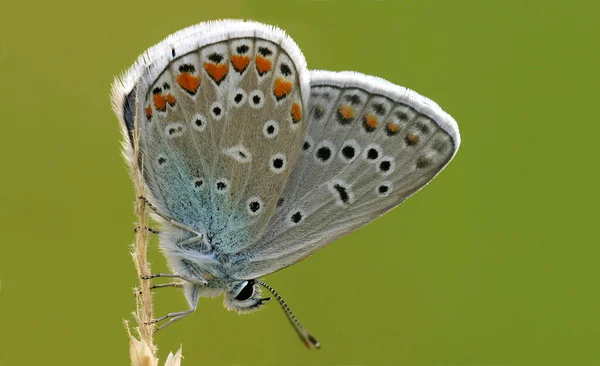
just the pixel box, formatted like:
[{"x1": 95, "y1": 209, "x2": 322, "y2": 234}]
[
  {"x1": 151, "y1": 306, "x2": 196, "y2": 332},
  {"x1": 137, "y1": 282, "x2": 183, "y2": 295},
  {"x1": 150, "y1": 282, "x2": 183, "y2": 290},
  {"x1": 141, "y1": 273, "x2": 208, "y2": 286},
  {"x1": 138, "y1": 196, "x2": 203, "y2": 238}
]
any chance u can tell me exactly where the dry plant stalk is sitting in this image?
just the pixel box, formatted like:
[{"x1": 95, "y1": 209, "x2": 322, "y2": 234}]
[{"x1": 126, "y1": 87, "x2": 183, "y2": 366}]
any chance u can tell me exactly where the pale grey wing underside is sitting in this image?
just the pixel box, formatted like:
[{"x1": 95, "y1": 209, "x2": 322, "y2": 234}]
[
  {"x1": 111, "y1": 20, "x2": 310, "y2": 256},
  {"x1": 230, "y1": 70, "x2": 460, "y2": 279}
]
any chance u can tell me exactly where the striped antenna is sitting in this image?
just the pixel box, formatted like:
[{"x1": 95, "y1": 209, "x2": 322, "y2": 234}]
[{"x1": 257, "y1": 280, "x2": 321, "y2": 349}]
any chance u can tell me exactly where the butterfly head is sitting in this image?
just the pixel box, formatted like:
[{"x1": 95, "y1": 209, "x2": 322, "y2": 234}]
[{"x1": 223, "y1": 279, "x2": 271, "y2": 314}]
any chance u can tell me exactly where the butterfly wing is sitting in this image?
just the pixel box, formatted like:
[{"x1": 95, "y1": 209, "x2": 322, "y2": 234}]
[
  {"x1": 111, "y1": 20, "x2": 310, "y2": 253},
  {"x1": 230, "y1": 70, "x2": 460, "y2": 279}
]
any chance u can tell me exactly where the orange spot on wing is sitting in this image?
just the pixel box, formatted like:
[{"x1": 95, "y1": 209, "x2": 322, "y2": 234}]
[
  {"x1": 364, "y1": 114, "x2": 379, "y2": 129},
  {"x1": 231, "y1": 55, "x2": 250, "y2": 73},
  {"x1": 153, "y1": 94, "x2": 167, "y2": 112},
  {"x1": 386, "y1": 121, "x2": 400, "y2": 133},
  {"x1": 274, "y1": 78, "x2": 293, "y2": 99},
  {"x1": 177, "y1": 73, "x2": 200, "y2": 95},
  {"x1": 145, "y1": 105, "x2": 152, "y2": 120},
  {"x1": 256, "y1": 56, "x2": 272, "y2": 75},
  {"x1": 339, "y1": 105, "x2": 354, "y2": 119},
  {"x1": 166, "y1": 93, "x2": 176, "y2": 106},
  {"x1": 204, "y1": 62, "x2": 228, "y2": 84},
  {"x1": 407, "y1": 133, "x2": 419, "y2": 144},
  {"x1": 291, "y1": 103, "x2": 302, "y2": 123}
]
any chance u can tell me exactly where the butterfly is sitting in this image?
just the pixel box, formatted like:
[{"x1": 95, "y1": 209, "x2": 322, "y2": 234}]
[{"x1": 111, "y1": 20, "x2": 460, "y2": 349}]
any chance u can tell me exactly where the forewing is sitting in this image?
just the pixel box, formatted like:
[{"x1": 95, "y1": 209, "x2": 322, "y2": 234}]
[
  {"x1": 111, "y1": 20, "x2": 309, "y2": 252},
  {"x1": 231, "y1": 70, "x2": 460, "y2": 279}
]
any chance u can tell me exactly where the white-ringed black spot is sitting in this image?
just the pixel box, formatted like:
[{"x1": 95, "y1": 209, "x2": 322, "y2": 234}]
[
  {"x1": 339, "y1": 139, "x2": 360, "y2": 163},
  {"x1": 192, "y1": 177, "x2": 204, "y2": 191},
  {"x1": 316, "y1": 148, "x2": 331, "y2": 162},
  {"x1": 317, "y1": 148, "x2": 331, "y2": 160},
  {"x1": 249, "y1": 90, "x2": 265, "y2": 109},
  {"x1": 376, "y1": 181, "x2": 393, "y2": 197},
  {"x1": 335, "y1": 184, "x2": 349, "y2": 203},
  {"x1": 314, "y1": 140, "x2": 335, "y2": 165},
  {"x1": 269, "y1": 153, "x2": 287, "y2": 173},
  {"x1": 231, "y1": 88, "x2": 247, "y2": 106},
  {"x1": 328, "y1": 180, "x2": 354, "y2": 206},
  {"x1": 376, "y1": 156, "x2": 395, "y2": 176},
  {"x1": 192, "y1": 113, "x2": 207, "y2": 132},
  {"x1": 216, "y1": 178, "x2": 230, "y2": 193},
  {"x1": 342, "y1": 146, "x2": 355, "y2": 159},
  {"x1": 289, "y1": 210, "x2": 304, "y2": 224},
  {"x1": 210, "y1": 102, "x2": 224, "y2": 120},
  {"x1": 246, "y1": 197, "x2": 264, "y2": 216},
  {"x1": 363, "y1": 143, "x2": 382, "y2": 163},
  {"x1": 380, "y1": 160, "x2": 391, "y2": 171},
  {"x1": 263, "y1": 120, "x2": 279, "y2": 138}
]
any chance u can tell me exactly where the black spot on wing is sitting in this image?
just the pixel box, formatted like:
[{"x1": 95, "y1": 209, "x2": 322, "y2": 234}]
[
  {"x1": 179, "y1": 64, "x2": 195, "y2": 73},
  {"x1": 208, "y1": 53, "x2": 224, "y2": 63},
  {"x1": 258, "y1": 47, "x2": 273, "y2": 56},
  {"x1": 280, "y1": 63, "x2": 292, "y2": 76},
  {"x1": 333, "y1": 184, "x2": 349, "y2": 204},
  {"x1": 344, "y1": 94, "x2": 362, "y2": 105}
]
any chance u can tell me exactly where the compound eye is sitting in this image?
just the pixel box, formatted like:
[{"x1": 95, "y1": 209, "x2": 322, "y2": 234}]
[{"x1": 235, "y1": 280, "x2": 255, "y2": 301}]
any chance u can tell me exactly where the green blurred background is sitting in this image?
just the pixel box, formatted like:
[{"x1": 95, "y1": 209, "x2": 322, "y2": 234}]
[{"x1": 1, "y1": 0, "x2": 598, "y2": 365}]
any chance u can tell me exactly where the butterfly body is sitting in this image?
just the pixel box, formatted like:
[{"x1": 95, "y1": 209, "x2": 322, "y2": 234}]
[{"x1": 112, "y1": 20, "x2": 460, "y2": 340}]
